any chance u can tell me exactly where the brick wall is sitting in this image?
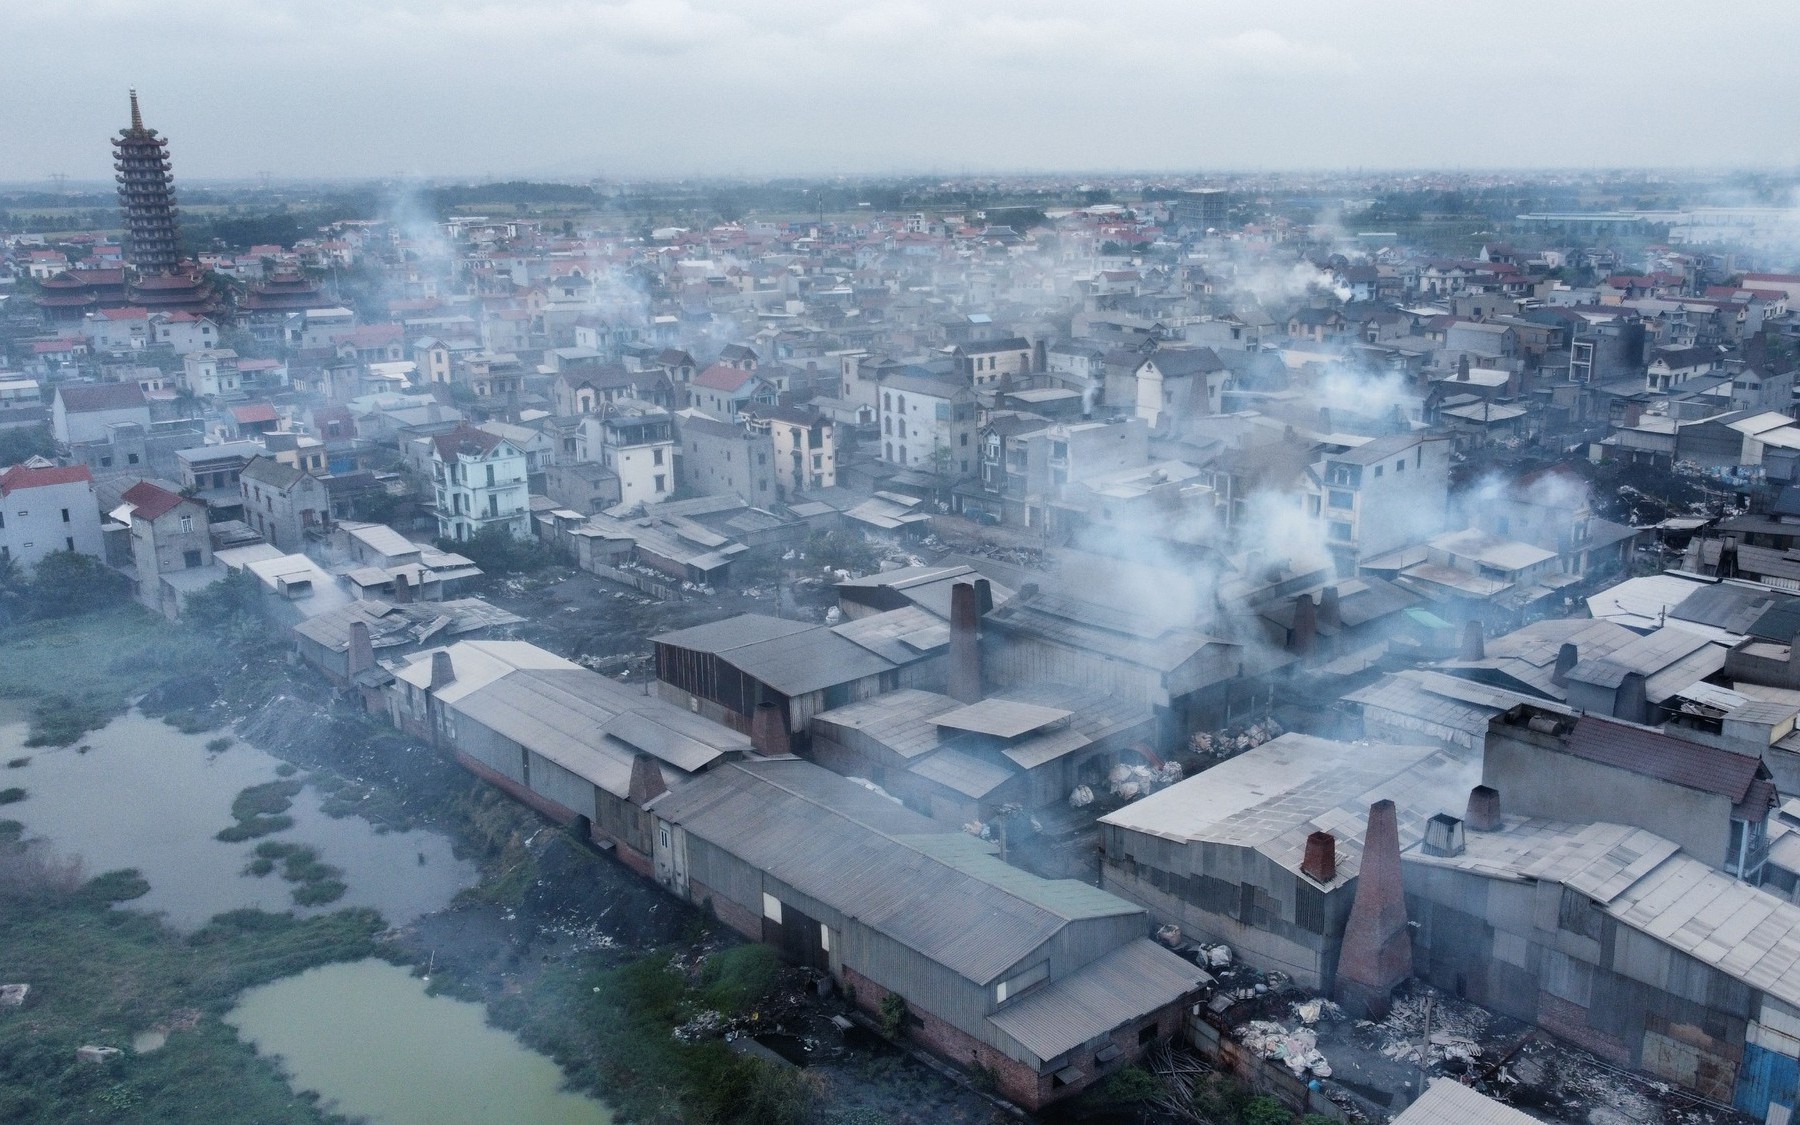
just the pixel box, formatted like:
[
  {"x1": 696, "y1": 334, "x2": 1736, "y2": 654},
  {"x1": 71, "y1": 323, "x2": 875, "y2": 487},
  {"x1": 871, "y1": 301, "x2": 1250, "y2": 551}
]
[{"x1": 689, "y1": 877, "x2": 761, "y2": 942}]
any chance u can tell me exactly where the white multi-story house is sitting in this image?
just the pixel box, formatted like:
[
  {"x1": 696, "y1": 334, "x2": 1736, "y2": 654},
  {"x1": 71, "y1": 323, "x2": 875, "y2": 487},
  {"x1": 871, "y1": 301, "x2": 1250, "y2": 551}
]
[
  {"x1": 580, "y1": 401, "x2": 675, "y2": 509},
  {"x1": 180, "y1": 349, "x2": 242, "y2": 397},
  {"x1": 1303, "y1": 432, "x2": 1451, "y2": 574},
  {"x1": 0, "y1": 461, "x2": 105, "y2": 570},
  {"x1": 877, "y1": 373, "x2": 978, "y2": 477},
  {"x1": 151, "y1": 311, "x2": 220, "y2": 355},
  {"x1": 746, "y1": 404, "x2": 835, "y2": 496},
  {"x1": 432, "y1": 429, "x2": 529, "y2": 541}
]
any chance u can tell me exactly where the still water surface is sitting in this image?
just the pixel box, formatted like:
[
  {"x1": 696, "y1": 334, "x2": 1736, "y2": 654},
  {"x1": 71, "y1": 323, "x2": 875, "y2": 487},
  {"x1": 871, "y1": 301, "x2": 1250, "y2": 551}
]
[
  {"x1": 227, "y1": 958, "x2": 614, "y2": 1125},
  {"x1": 1, "y1": 711, "x2": 475, "y2": 928}
]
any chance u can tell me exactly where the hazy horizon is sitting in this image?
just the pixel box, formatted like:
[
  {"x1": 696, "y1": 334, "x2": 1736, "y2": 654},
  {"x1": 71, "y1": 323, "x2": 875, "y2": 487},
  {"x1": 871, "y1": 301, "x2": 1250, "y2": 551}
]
[{"x1": 5, "y1": 0, "x2": 1799, "y2": 183}]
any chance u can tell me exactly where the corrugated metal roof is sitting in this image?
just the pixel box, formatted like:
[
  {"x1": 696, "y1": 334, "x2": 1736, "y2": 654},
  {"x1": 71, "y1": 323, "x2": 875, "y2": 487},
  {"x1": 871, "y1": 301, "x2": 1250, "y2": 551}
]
[
  {"x1": 652, "y1": 613, "x2": 814, "y2": 653},
  {"x1": 986, "y1": 939, "x2": 1208, "y2": 1063},
  {"x1": 908, "y1": 748, "x2": 1015, "y2": 798},
  {"x1": 933, "y1": 699, "x2": 1073, "y2": 739},
  {"x1": 1393, "y1": 1079, "x2": 1540, "y2": 1125},
  {"x1": 653, "y1": 759, "x2": 1141, "y2": 985},
  {"x1": 1566, "y1": 716, "x2": 1763, "y2": 801}
]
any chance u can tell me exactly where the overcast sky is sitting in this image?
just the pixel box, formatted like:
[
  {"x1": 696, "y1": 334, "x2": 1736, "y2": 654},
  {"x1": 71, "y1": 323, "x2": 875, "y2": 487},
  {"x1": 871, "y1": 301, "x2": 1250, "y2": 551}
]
[{"x1": 5, "y1": 0, "x2": 1798, "y2": 183}]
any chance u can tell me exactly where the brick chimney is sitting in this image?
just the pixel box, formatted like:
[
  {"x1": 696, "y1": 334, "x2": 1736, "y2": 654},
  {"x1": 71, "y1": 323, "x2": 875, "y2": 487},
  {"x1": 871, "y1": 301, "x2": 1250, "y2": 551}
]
[
  {"x1": 1551, "y1": 643, "x2": 1578, "y2": 687},
  {"x1": 1456, "y1": 354, "x2": 1471, "y2": 381},
  {"x1": 346, "y1": 620, "x2": 374, "y2": 679},
  {"x1": 1290, "y1": 593, "x2": 1317, "y2": 657},
  {"x1": 394, "y1": 572, "x2": 413, "y2": 604},
  {"x1": 973, "y1": 577, "x2": 994, "y2": 616},
  {"x1": 1301, "y1": 831, "x2": 1337, "y2": 884},
  {"x1": 628, "y1": 752, "x2": 668, "y2": 806},
  {"x1": 1459, "y1": 620, "x2": 1485, "y2": 661},
  {"x1": 750, "y1": 700, "x2": 789, "y2": 757},
  {"x1": 1334, "y1": 799, "x2": 1413, "y2": 1020},
  {"x1": 1615, "y1": 671, "x2": 1650, "y2": 724},
  {"x1": 429, "y1": 650, "x2": 455, "y2": 692},
  {"x1": 949, "y1": 581, "x2": 983, "y2": 703},
  {"x1": 1318, "y1": 586, "x2": 1341, "y2": 632},
  {"x1": 1465, "y1": 785, "x2": 1502, "y2": 831}
]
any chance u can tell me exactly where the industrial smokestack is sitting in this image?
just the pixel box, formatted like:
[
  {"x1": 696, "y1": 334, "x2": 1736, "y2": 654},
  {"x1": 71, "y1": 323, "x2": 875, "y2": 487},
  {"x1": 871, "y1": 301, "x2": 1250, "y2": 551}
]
[
  {"x1": 1615, "y1": 672, "x2": 1650, "y2": 724},
  {"x1": 429, "y1": 650, "x2": 455, "y2": 691},
  {"x1": 1334, "y1": 799, "x2": 1413, "y2": 1020},
  {"x1": 750, "y1": 700, "x2": 789, "y2": 757},
  {"x1": 950, "y1": 581, "x2": 982, "y2": 703},
  {"x1": 1459, "y1": 621, "x2": 1485, "y2": 662},
  {"x1": 973, "y1": 577, "x2": 994, "y2": 617},
  {"x1": 347, "y1": 620, "x2": 374, "y2": 678},
  {"x1": 1290, "y1": 593, "x2": 1317, "y2": 657},
  {"x1": 628, "y1": 752, "x2": 668, "y2": 806},
  {"x1": 1465, "y1": 785, "x2": 1501, "y2": 832},
  {"x1": 394, "y1": 572, "x2": 413, "y2": 604},
  {"x1": 1301, "y1": 831, "x2": 1337, "y2": 884},
  {"x1": 1456, "y1": 354, "x2": 1471, "y2": 381},
  {"x1": 1551, "y1": 643, "x2": 1578, "y2": 687},
  {"x1": 1318, "y1": 586, "x2": 1341, "y2": 632}
]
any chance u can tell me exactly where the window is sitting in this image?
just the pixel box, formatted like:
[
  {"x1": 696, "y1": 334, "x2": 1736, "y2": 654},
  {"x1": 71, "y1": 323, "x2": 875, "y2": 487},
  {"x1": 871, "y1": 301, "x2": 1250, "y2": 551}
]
[
  {"x1": 1327, "y1": 489, "x2": 1354, "y2": 510},
  {"x1": 1328, "y1": 521, "x2": 1353, "y2": 543},
  {"x1": 654, "y1": 474, "x2": 666, "y2": 493},
  {"x1": 60, "y1": 508, "x2": 69, "y2": 523},
  {"x1": 653, "y1": 448, "x2": 664, "y2": 466},
  {"x1": 182, "y1": 549, "x2": 203, "y2": 568},
  {"x1": 1374, "y1": 465, "x2": 1382, "y2": 478},
  {"x1": 64, "y1": 537, "x2": 74, "y2": 552},
  {"x1": 179, "y1": 516, "x2": 194, "y2": 533},
  {"x1": 995, "y1": 961, "x2": 1048, "y2": 1004},
  {"x1": 128, "y1": 454, "x2": 140, "y2": 465}
]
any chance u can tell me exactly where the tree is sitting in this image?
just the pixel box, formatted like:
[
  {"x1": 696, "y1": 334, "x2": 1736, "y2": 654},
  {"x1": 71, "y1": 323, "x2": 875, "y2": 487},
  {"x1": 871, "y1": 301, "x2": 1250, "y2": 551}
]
[
  {"x1": 29, "y1": 552, "x2": 125, "y2": 617},
  {"x1": 0, "y1": 425, "x2": 56, "y2": 467}
]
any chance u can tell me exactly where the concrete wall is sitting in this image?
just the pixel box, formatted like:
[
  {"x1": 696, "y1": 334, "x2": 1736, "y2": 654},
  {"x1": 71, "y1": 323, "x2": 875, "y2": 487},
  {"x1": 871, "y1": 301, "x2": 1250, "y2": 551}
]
[{"x1": 1485, "y1": 726, "x2": 1733, "y2": 869}]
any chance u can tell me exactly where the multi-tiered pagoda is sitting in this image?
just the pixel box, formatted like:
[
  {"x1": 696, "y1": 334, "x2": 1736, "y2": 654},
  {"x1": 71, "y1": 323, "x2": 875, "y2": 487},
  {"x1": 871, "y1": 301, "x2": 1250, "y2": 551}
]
[{"x1": 113, "y1": 90, "x2": 183, "y2": 274}]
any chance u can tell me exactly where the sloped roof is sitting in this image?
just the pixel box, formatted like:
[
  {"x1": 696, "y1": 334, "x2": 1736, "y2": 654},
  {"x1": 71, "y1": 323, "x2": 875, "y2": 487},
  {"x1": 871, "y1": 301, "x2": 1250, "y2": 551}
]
[
  {"x1": 57, "y1": 382, "x2": 146, "y2": 413},
  {"x1": 1565, "y1": 716, "x2": 1765, "y2": 804},
  {"x1": 0, "y1": 463, "x2": 92, "y2": 493},
  {"x1": 239, "y1": 455, "x2": 306, "y2": 490},
  {"x1": 120, "y1": 480, "x2": 189, "y2": 521}
]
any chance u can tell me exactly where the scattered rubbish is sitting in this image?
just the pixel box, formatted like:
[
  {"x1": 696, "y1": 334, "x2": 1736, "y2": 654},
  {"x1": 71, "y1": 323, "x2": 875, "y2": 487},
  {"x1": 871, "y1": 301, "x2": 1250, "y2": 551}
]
[
  {"x1": 1203, "y1": 943, "x2": 1233, "y2": 968},
  {"x1": 1156, "y1": 924, "x2": 1182, "y2": 948},
  {"x1": 1068, "y1": 784, "x2": 1094, "y2": 808}
]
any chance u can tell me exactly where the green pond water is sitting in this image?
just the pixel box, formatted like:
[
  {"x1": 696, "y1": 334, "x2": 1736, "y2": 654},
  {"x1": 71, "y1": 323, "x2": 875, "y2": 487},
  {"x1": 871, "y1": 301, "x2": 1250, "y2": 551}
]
[{"x1": 226, "y1": 959, "x2": 613, "y2": 1125}]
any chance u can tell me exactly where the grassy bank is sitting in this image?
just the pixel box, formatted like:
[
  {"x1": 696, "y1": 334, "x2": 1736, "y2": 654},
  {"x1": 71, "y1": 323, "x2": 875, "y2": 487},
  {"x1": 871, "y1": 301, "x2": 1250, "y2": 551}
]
[{"x1": 0, "y1": 833, "x2": 381, "y2": 1123}]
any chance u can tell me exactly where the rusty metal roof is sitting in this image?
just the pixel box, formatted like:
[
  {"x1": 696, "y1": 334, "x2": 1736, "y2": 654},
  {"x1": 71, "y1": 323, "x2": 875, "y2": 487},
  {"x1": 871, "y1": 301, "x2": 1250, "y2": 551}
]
[{"x1": 1566, "y1": 716, "x2": 1763, "y2": 802}]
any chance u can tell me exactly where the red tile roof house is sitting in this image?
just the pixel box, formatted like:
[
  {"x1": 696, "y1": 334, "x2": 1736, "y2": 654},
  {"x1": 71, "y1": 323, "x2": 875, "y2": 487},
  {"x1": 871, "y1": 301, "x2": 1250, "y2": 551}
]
[
  {"x1": 118, "y1": 481, "x2": 215, "y2": 620},
  {"x1": 688, "y1": 363, "x2": 778, "y2": 420},
  {"x1": 0, "y1": 462, "x2": 105, "y2": 571}
]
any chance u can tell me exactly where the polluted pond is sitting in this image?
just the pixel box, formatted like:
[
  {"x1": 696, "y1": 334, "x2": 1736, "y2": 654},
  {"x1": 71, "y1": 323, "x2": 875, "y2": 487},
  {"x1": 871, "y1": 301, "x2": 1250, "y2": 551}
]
[
  {"x1": 226, "y1": 959, "x2": 613, "y2": 1125},
  {"x1": 0, "y1": 710, "x2": 475, "y2": 929}
]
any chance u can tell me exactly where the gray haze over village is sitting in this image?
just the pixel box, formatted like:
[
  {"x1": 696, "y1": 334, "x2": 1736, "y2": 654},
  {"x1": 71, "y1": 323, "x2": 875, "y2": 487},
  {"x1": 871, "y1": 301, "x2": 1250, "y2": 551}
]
[{"x1": 3, "y1": 5, "x2": 1800, "y2": 1125}]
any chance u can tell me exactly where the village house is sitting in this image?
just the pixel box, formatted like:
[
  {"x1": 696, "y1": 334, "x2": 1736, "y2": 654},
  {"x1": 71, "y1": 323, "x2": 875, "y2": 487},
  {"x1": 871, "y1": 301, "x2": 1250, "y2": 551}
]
[
  {"x1": 0, "y1": 462, "x2": 105, "y2": 569},
  {"x1": 239, "y1": 455, "x2": 329, "y2": 552},
  {"x1": 432, "y1": 428, "x2": 529, "y2": 541},
  {"x1": 52, "y1": 382, "x2": 151, "y2": 446},
  {"x1": 116, "y1": 480, "x2": 214, "y2": 619}
]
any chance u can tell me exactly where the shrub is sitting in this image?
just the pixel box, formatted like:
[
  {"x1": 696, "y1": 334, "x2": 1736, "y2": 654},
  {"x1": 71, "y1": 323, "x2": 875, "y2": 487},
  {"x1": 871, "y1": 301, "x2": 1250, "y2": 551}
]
[
  {"x1": 698, "y1": 944, "x2": 780, "y2": 1017},
  {"x1": 80, "y1": 868, "x2": 151, "y2": 904},
  {"x1": 205, "y1": 737, "x2": 232, "y2": 753},
  {"x1": 0, "y1": 788, "x2": 23, "y2": 805},
  {"x1": 291, "y1": 879, "x2": 347, "y2": 907},
  {"x1": 1242, "y1": 1096, "x2": 1294, "y2": 1125},
  {"x1": 878, "y1": 993, "x2": 909, "y2": 1039}
]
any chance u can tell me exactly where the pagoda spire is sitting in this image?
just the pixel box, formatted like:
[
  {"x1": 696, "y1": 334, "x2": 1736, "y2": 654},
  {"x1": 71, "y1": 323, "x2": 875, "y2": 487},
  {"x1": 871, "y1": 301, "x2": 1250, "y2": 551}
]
[
  {"x1": 114, "y1": 90, "x2": 183, "y2": 273},
  {"x1": 129, "y1": 88, "x2": 142, "y2": 132}
]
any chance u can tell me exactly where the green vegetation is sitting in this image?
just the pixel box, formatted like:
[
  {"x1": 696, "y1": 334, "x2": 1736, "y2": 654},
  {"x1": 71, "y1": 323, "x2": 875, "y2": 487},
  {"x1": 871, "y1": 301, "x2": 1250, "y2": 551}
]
[
  {"x1": 0, "y1": 606, "x2": 217, "y2": 745},
  {"x1": 243, "y1": 841, "x2": 347, "y2": 908},
  {"x1": 0, "y1": 827, "x2": 378, "y2": 1124},
  {"x1": 0, "y1": 788, "x2": 23, "y2": 805},
  {"x1": 206, "y1": 737, "x2": 233, "y2": 753},
  {"x1": 490, "y1": 948, "x2": 819, "y2": 1124},
  {"x1": 215, "y1": 780, "x2": 303, "y2": 842},
  {"x1": 6, "y1": 758, "x2": 27, "y2": 768},
  {"x1": 878, "y1": 993, "x2": 908, "y2": 1039},
  {"x1": 0, "y1": 425, "x2": 56, "y2": 467},
  {"x1": 438, "y1": 526, "x2": 564, "y2": 575}
]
